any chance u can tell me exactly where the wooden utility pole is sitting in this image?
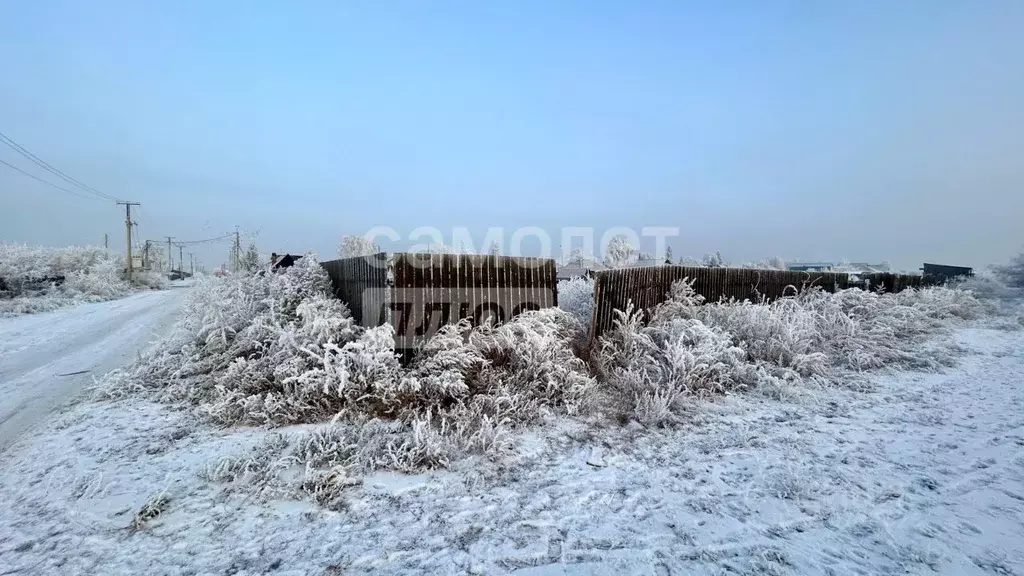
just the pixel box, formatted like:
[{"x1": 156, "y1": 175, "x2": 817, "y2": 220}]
[
  {"x1": 104, "y1": 233, "x2": 108, "y2": 250},
  {"x1": 117, "y1": 201, "x2": 140, "y2": 281},
  {"x1": 179, "y1": 245, "x2": 184, "y2": 275},
  {"x1": 189, "y1": 252, "x2": 194, "y2": 275},
  {"x1": 165, "y1": 237, "x2": 174, "y2": 272}
]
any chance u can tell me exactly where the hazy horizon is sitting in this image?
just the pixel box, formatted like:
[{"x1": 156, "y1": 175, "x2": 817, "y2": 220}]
[{"x1": 2, "y1": 1, "x2": 1022, "y2": 272}]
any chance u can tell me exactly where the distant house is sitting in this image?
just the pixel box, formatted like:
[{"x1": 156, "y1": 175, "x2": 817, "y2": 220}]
[
  {"x1": 843, "y1": 262, "x2": 891, "y2": 274},
  {"x1": 788, "y1": 262, "x2": 895, "y2": 275},
  {"x1": 623, "y1": 256, "x2": 666, "y2": 269},
  {"x1": 557, "y1": 257, "x2": 607, "y2": 281},
  {"x1": 557, "y1": 255, "x2": 670, "y2": 280},
  {"x1": 788, "y1": 262, "x2": 838, "y2": 272},
  {"x1": 271, "y1": 253, "x2": 303, "y2": 270}
]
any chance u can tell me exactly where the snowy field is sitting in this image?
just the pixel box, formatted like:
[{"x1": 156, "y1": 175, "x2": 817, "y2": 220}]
[{"x1": 1, "y1": 322, "x2": 1022, "y2": 574}]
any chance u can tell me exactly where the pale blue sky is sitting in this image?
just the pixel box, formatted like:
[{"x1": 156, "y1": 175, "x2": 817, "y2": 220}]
[{"x1": 1, "y1": 0, "x2": 1022, "y2": 270}]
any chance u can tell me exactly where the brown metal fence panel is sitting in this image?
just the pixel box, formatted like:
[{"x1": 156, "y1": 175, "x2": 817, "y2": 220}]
[
  {"x1": 589, "y1": 266, "x2": 864, "y2": 339},
  {"x1": 388, "y1": 253, "x2": 559, "y2": 362},
  {"x1": 859, "y1": 272, "x2": 923, "y2": 293},
  {"x1": 320, "y1": 253, "x2": 388, "y2": 328}
]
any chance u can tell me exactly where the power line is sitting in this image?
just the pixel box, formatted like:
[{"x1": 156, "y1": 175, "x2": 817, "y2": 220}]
[
  {"x1": 0, "y1": 157, "x2": 100, "y2": 201},
  {"x1": 173, "y1": 233, "x2": 235, "y2": 246},
  {"x1": 0, "y1": 130, "x2": 120, "y2": 202}
]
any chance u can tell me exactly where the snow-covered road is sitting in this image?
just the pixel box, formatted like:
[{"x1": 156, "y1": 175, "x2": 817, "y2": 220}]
[{"x1": 0, "y1": 287, "x2": 187, "y2": 452}]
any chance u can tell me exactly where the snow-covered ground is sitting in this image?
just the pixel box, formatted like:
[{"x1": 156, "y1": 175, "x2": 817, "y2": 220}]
[
  {"x1": 0, "y1": 285, "x2": 188, "y2": 452},
  {"x1": 0, "y1": 324, "x2": 1021, "y2": 575}
]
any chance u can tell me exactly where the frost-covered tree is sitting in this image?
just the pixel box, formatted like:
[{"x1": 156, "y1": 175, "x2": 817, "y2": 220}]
[
  {"x1": 678, "y1": 255, "x2": 703, "y2": 266},
  {"x1": 241, "y1": 242, "x2": 262, "y2": 272},
  {"x1": 488, "y1": 241, "x2": 500, "y2": 256},
  {"x1": 994, "y1": 249, "x2": 1024, "y2": 288},
  {"x1": 603, "y1": 235, "x2": 636, "y2": 268},
  {"x1": 338, "y1": 235, "x2": 379, "y2": 258},
  {"x1": 566, "y1": 248, "x2": 592, "y2": 266},
  {"x1": 665, "y1": 246, "x2": 673, "y2": 264},
  {"x1": 702, "y1": 251, "x2": 727, "y2": 268}
]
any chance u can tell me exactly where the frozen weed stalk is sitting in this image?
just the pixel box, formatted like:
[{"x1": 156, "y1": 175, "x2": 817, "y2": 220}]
[{"x1": 129, "y1": 491, "x2": 170, "y2": 531}]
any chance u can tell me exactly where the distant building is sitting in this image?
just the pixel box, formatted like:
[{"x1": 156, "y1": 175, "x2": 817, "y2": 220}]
[
  {"x1": 623, "y1": 256, "x2": 666, "y2": 269},
  {"x1": 557, "y1": 257, "x2": 607, "y2": 281},
  {"x1": 788, "y1": 262, "x2": 891, "y2": 274},
  {"x1": 270, "y1": 253, "x2": 303, "y2": 270},
  {"x1": 787, "y1": 262, "x2": 837, "y2": 272}
]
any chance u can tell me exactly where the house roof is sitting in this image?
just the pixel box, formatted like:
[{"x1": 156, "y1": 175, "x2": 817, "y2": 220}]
[
  {"x1": 557, "y1": 266, "x2": 593, "y2": 280},
  {"x1": 788, "y1": 262, "x2": 836, "y2": 269},
  {"x1": 563, "y1": 257, "x2": 607, "y2": 270},
  {"x1": 623, "y1": 257, "x2": 666, "y2": 268}
]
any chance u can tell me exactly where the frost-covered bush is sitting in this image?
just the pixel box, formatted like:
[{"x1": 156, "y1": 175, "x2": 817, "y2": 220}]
[
  {"x1": 0, "y1": 243, "x2": 139, "y2": 316},
  {"x1": 99, "y1": 253, "x2": 596, "y2": 489},
  {"x1": 131, "y1": 270, "x2": 170, "y2": 290},
  {"x1": 557, "y1": 276, "x2": 595, "y2": 326},
  {"x1": 597, "y1": 279, "x2": 992, "y2": 426},
  {"x1": 596, "y1": 296, "x2": 757, "y2": 426},
  {"x1": 951, "y1": 270, "x2": 1016, "y2": 300},
  {"x1": 994, "y1": 249, "x2": 1024, "y2": 289}
]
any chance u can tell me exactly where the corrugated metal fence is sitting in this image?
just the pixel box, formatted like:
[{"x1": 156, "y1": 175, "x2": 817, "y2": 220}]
[
  {"x1": 322, "y1": 256, "x2": 927, "y2": 354},
  {"x1": 858, "y1": 272, "x2": 924, "y2": 293},
  {"x1": 590, "y1": 266, "x2": 852, "y2": 339},
  {"x1": 320, "y1": 253, "x2": 388, "y2": 327},
  {"x1": 391, "y1": 253, "x2": 557, "y2": 360},
  {"x1": 322, "y1": 253, "x2": 558, "y2": 362}
]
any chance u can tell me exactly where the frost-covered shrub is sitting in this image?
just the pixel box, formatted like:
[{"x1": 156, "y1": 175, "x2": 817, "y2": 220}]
[
  {"x1": 994, "y1": 249, "x2": 1024, "y2": 289},
  {"x1": 597, "y1": 298, "x2": 756, "y2": 426},
  {"x1": 597, "y1": 279, "x2": 992, "y2": 425},
  {"x1": 557, "y1": 276, "x2": 595, "y2": 326},
  {"x1": 62, "y1": 257, "x2": 128, "y2": 300},
  {"x1": 100, "y1": 253, "x2": 596, "y2": 485},
  {"x1": 103, "y1": 255, "x2": 364, "y2": 425},
  {"x1": 131, "y1": 270, "x2": 170, "y2": 290},
  {"x1": 0, "y1": 243, "x2": 138, "y2": 316},
  {"x1": 949, "y1": 272, "x2": 1014, "y2": 300}
]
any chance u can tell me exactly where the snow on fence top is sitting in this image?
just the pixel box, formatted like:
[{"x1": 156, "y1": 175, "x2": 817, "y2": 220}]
[{"x1": 321, "y1": 253, "x2": 559, "y2": 363}]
